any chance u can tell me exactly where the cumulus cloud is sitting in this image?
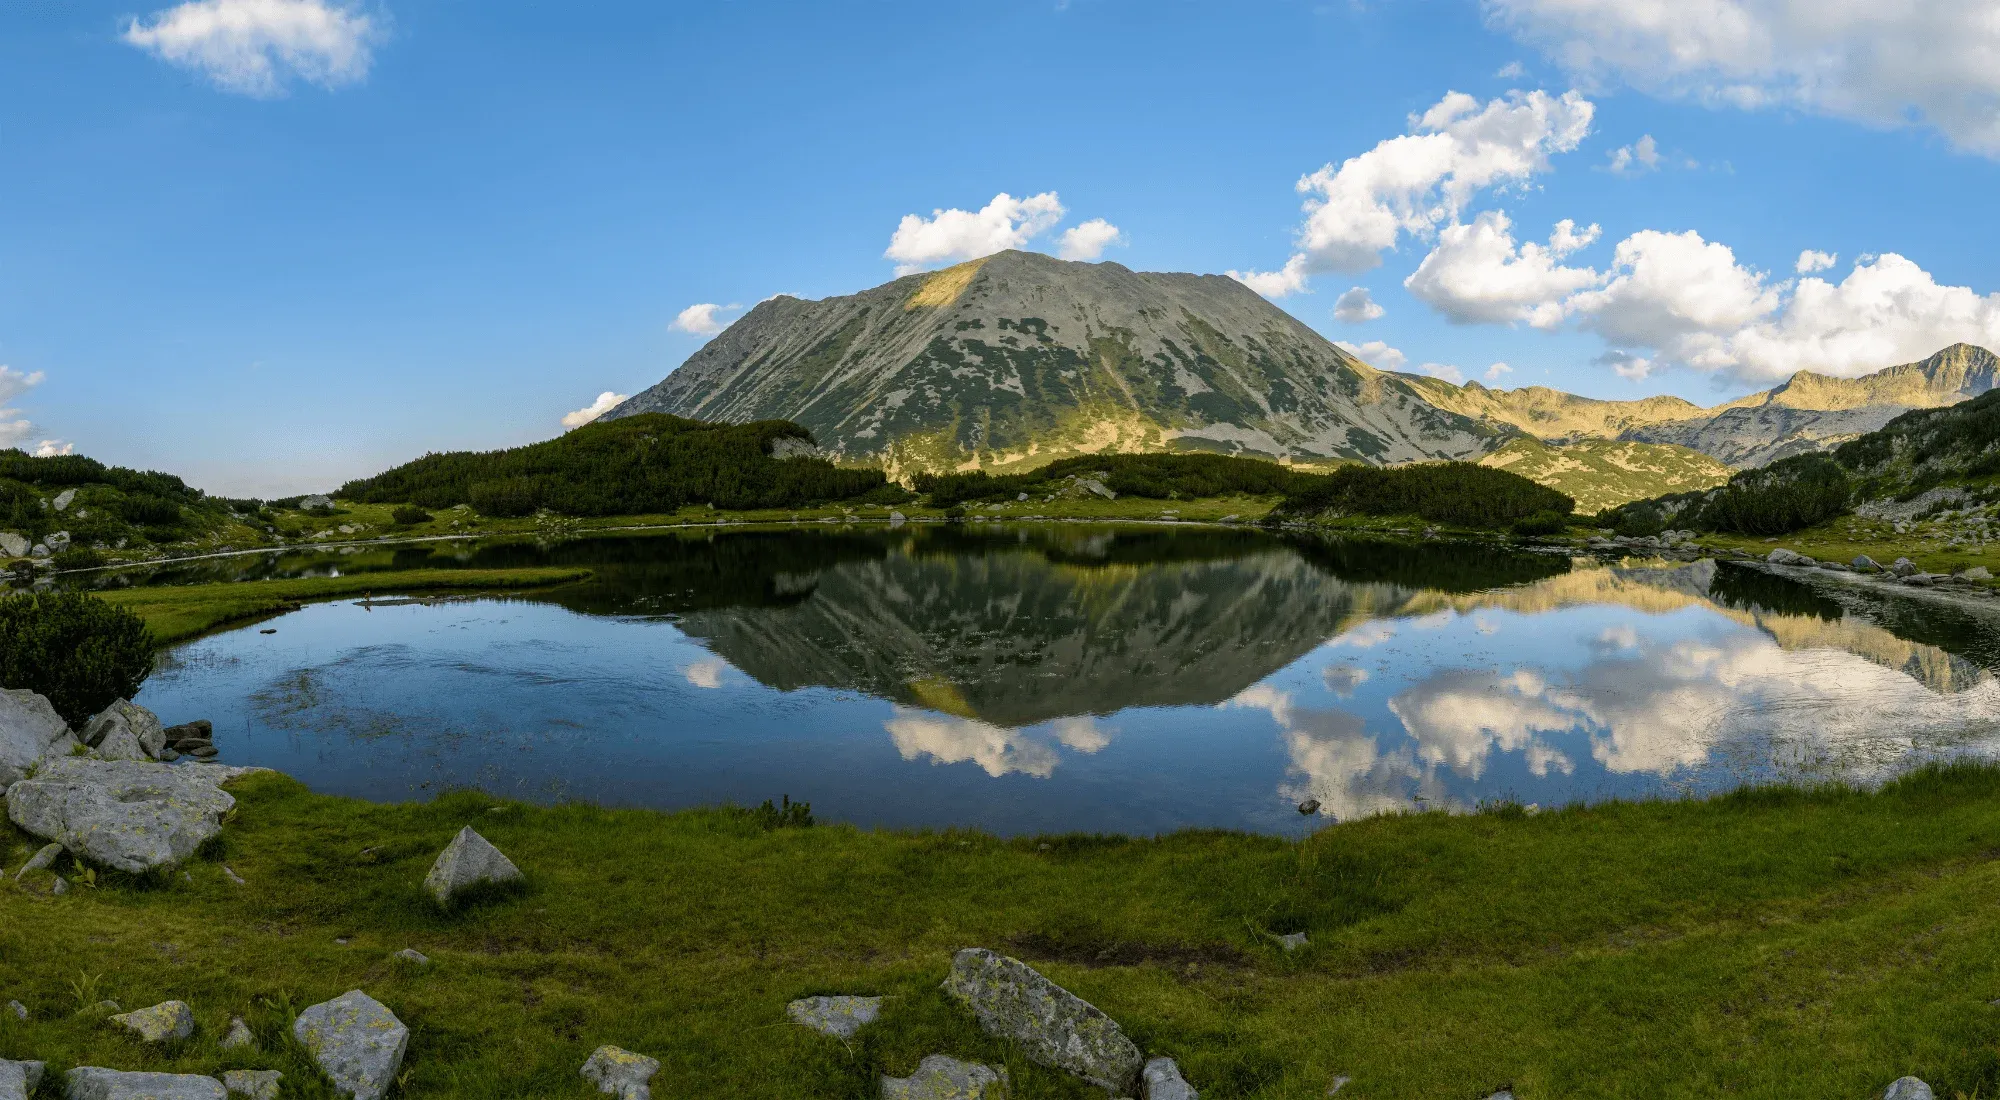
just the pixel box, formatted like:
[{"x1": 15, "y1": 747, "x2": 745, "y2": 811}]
[
  {"x1": 1335, "y1": 339, "x2": 1408, "y2": 371},
  {"x1": 884, "y1": 708, "x2": 1115, "y2": 778},
  {"x1": 1596, "y1": 350, "x2": 1655, "y2": 380},
  {"x1": 1496, "y1": 60, "x2": 1527, "y2": 79},
  {"x1": 1323, "y1": 663, "x2": 1370, "y2": 698},
  {"x1": 34, "y1": 440, "x2": 75, "y2": 457},
  {"x1": 683, "y1": 659, "x2": 727, "y2": 689},
  {"x1": 1332, "y1": 286, "x2": 1386, "y2": 323},
  {"x1": 1417, "y1": 363, "x2": 1467, "y2": 384},
  {"x1": 561, "y1": 391, "x2": 627, "y2": 429},
  {"x1": 885, "y1": 191, "x2": 1065, "y2": 275},
  {"x1": 1231, "y1": 89, "x2": 1594, "y2": 296},
  {"x1": 123, "y1": 0, "x2": 377, "y2": 97},
  {"x1": 670, "y1": 303, "x2": 738, "y2": 337},
  {"x1": 0, "y1": 367, "x2": 47, "y2": 450},
  {"x1": 1484, "y1": 362, "x2": 1514, "y2": 382},
  {"x1": 1606, "y1": 134, "x2": 1660, "y2": 175},
  {"x1": 1796, "y1": 249, "x2": 1838, "y2": 274},
  {"x1": 1404, "y1": 212, "x2": 1602, "y2": 327},
  {"x1": 1486, "y1": 0, "x2": 2000, "y2": 156},
  {"x1": 1057, "y1": 218, "x2": 1124, "y2": 261}
]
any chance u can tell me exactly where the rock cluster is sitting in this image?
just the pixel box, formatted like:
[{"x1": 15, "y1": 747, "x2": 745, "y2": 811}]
[{"x1": 7, "y1": 758, "x2": 243, "y2": 873}]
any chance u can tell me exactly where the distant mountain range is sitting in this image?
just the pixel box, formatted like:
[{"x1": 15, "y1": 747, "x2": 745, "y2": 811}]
[{"x1": 612, "y1": 251, "x2": 1997, "y2": 486}]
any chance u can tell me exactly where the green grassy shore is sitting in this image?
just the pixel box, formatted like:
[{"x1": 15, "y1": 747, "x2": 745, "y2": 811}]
[{"x1": 6, "y1": 767, "x2": 2000, "y2": 1098}]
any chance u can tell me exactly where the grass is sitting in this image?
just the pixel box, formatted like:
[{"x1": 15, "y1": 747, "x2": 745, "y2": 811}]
[
  {"x1": 93, "y1": 568, "x2": 593, "y2": 643},
  {"x1": 6, "y1": 766, "x2": 2000, "y2": 1098},
  {"x1": 1690, "y1": 514, "x2": 2000, "y2": 584}
]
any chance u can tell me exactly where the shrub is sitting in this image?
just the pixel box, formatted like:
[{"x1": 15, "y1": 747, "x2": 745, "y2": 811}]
[
  {"x1": 390, "y1": 505, "x2": 434, "y2": 526},
  {"x1": 50, "y1": 547, "x2": 106, "y2": 571},
  {"x1": 1511, "y1": 510, "x2": 1571, "y2": 537},
  {"x1": 1694, "y1": 454, "x2": 1852, "y2": 535},
  {"x1": 1272, "y1": 462, "x2": 1574, "y2": 529},
  {"x1": 0, "y1": 592, "x2": 157, "y2": 725}
]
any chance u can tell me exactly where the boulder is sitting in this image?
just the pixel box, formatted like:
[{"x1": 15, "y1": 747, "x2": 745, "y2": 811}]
[
  {"x1": 1766, "y1": 548, "x2": 1811, "y2": 566},
  {"x1": 109, "y1": 1000, "x2": 195, "y2": 1043},
  {"x1": 0, "y1": 688, "x2": 81, "y2": 791},
  {"x1": 16, "y1": 841, "x2": 63, "y2": 879},
  {"x1": 1959, "y1": 566, "x2": 1992, "y2": 581},
  {"x1": 0, "y1": 532, "x2": 27, "y2": 558},
  {"x1": 164, "y1": 721, "x2": 213, "y2": 751},
  {"x1": 581, "y1": 1046, "x2": 660, "y2": 1100},
  {"x1": 393, "y1": 948, "x2": 429, "y2": 966},
  {"x1": 1891, "y1": 557, "x2": 1920, "y2": 577},
  {"x1": 52, "y1": 489, "x2": 75, "y2": 512},
  {"x1": 1142, "y1": 1057, "x2": 1197, "y2": 1100},
  {"x1": 6, "y1": 759, "x2": 236, "y2": 872},
  {"x1": 82, "y1": 700, "x2": 168, "y2": 762},
  {"x1": 292, "y1": 990, "x2": 407, "y2": 1100},
  {"x1": 43, "y1": 532, "x2": 69, "y2": 552},
  {"x1": 422, "y1": 827, "x2": 522, "y2": 904},
  {"x1": 1883, "y1": 1080, "x2": 1934, "y2": 1100},
  {"x1": 219, "y1": 1016, "x2": 255, "y2": 1049},
  {"x1": 881, "y1": 1056, "x2": 1008, "y2": 1100},
  {"x1": 0, "y1": 1060, "x2": 44, "y2": 1100},
  {"x1": 63, "y1": 1069, "x2": 226, "y2": 1100},
  {"x1": 1276, "y1": 932, "x2": 1308, "y2": 951},
  {"x1": 787, "y1": 995, "x2": 883, "y2": 1039},
  {"x1": 1852, "y1": 554, "x2": 1882, "y2": 572},
  {"x1": 220, "y1": 1070, "x2": 281, "y2": 1100},
  {"x1": 942, "y1": 948, "x2": 1142, "y2": 1095}
]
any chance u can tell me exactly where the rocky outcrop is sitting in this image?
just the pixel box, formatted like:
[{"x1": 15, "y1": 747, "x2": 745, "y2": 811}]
[
  {"x1": 580, "y1": 1046, "x2": 659, "y2": 1100},
  {"x1": 423, "y1": 827, "x2": 523, "y2": 904},
  {"x1": 880, "y1": 1056, "x2": 1008, "y2": 1100},
  {"x1": 108, "y1": 1000, "x2": 195, "y2": 1043},
  {"x1": 6, "y1": 759, "x2": 238, "y2": 872},
  {"x1": 941, "y1": 948, "x2": 1142, "y2": 1095},
  {"x1": 63, "y1": 1069, "x2": 226, "y2": 1100},
  {"x1": 787, "y1": 996, "x2": 882, "y2": 1039},
  {"x1": 293, "y1": 990, "x2": 408, "y2": 1100},
  {"x1": 0, "y1": 688, "x2": 79, "y2": 791}
]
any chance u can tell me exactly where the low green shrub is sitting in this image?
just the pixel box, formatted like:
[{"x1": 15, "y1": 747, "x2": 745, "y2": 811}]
[
  {"x1": 51, "y1": 547, "x2": 106, "y2": 571},
  {"x1": 390, "y1": 505, "x2": 434, "y2": 526},
  {"x1": 0, "y1": 591, "x2": 157, "y2": 725},
  {"x1": 1273, "y1": 462, "x2": 1575, "y2": 529},
  {"x1": 1511, "y1": 510, "x2": 1571, "y2": 537}
]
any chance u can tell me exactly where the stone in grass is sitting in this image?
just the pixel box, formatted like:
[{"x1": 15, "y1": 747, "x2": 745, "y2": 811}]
[
  {"x1": 787, "y1": 995, "x2": 883, "y2": 1039},
  {"x1": 109, "y1": 1000, "x2": 195, "y2": 1043},
  {"x1": 1142, "y1": 1057, "x2": 1197, "y2": 1100},
  {"x1": 942, "y1": 948, "x2": 1143, "y2": 1095},
  {"x1": 5, "y1": 1000, "x2": 25, "y2": 1020},
  {"x1": 1276, "y1": 932, "x2": 1309, "y2": 952},
  {"x1": 581, "y1": 1045, "x2": 660, "y2": 1100},
  {"x1": 220, "y1": 1069, "x2": 282, "y2": 1100},
  {"x1": 880, "y1": 1055, "x2": 1008, "y2": 1100},
  {"x1": 63, "y1": 1068, "x2": 226, "y2": 1100},
  {"x1": 219, "y1": 1016, "x2": 255, "y2": 1050},
  {"x1": 292, "y1": 990, "x2": 408, "y2": 1100},
  {"x1": 0, "y1": 1060, "x2": 45, "y2": 1100},
  {"x1": 6, "y1": 758, "x2": 236, "y2": 873},
  {"x1": 422, "y1": 826, "x2": 522, "y2": 904},
  {"x1": 393, "y1": 948, "x2": 429, "y2": 966},
  {"x1": 15, "y1": 841, "x2": 63, "y2": 879},
  {"x1": 1884, "y1": 1079, "x2": 1935, "y2": 1100}
]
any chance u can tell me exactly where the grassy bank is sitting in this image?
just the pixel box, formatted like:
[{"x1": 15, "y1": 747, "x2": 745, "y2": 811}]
[
  {"x1": 6, "y1": 767, "x2": 2000, "y2": 1098},
  {"x1": 94, "y1": 567, "x2": 593, "y2": 643}
]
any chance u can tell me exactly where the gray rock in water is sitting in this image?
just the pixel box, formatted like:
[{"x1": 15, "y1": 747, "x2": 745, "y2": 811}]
[
  {"x1": 1883, "y1": 1078, "x2": 1936, "y2": 1100},
  {"x1": 423, "y1": 826, "x2": 523, "y2": 904},
  {"x1": 942, "y1": 948, "x2": 1142, "y2": 1095},
  {"x1": 787, "y1": 995, "x2": 883, "y2": 1039},
  {"x1": 292, "y1": 990, "x2": 408, "y2": 1100},
  {"x1": 109, "y1": 1000, "x2": 195, "y2": 1043},
  {"x1": 6, "y1": 758, "x2": 236, "y2": 872},
  {"x1": 0, "y1": 688, "x2": 80, "y2": 792},
  {"x1": 881, "y1": 1055, "x2": 1008, "y2": 1100},
  {"x1": 64, "y1": 1068, "x2": 226, "y2": 1100},
  {"x1": 1143, "y1": 1057, "x2": 1197, "y2": 1100},
  {"x1": 219, "y1": 1016, "x2": 255, "y2": 1049},
  {"x1": 0, "y1": 1060, "x2": 45, "y2": 1100},
  {"x1": 16, "y1": 841, "x2": 63, "y2": 879},
  {"x1": 220, "y1": 1069, "x2": 282, "y2": 1100},
  {"x1": 82, "y1": 700, "x2": 168, "y2": 761},
  {"x1": 581, "y1": 1045, "x2": 660, "y2": 1100}
]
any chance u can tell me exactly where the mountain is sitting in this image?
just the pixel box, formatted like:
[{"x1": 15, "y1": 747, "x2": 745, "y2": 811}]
[
  {"x1": 1396, "y1": 376, "x2": 1749, "y2": 440},
  {"x1": 1475, "y1": 437, "x2": 1734, "y2": 513},
  {"x1": 610, "y1": 250, "x2": 1505, "y2": 475}
]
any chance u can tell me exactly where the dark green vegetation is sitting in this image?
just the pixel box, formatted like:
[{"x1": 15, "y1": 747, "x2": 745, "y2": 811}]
[
  {"x1": 1603, "y1": 454, "x2": 1855, "y2": 537},
  {"x1": 0, "y1": 449, "x2": 252, "y2": 551},
  {"x1": 0, "y1": 592, "x2": 155, "y2": 724},
  {"x1": 339, "y1": 414, "x2": 904, "y2": 518},
  {"x1": 1839, "y1": 385, "x2": 2000, "y2": 500},
  {"x1": 7, "y1": 766, "x2": 2000, "y2": 1097},
  {"x1": 1272, "y1": 462, "x2": 1574, "y2": 529},
  {"x1": 913, "y1": 452, "x2": 1315, "y2": 508}
]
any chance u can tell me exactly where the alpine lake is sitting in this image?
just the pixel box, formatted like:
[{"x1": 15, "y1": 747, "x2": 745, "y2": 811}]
[{"x1": 81, "y1": 523, "x2": 2000, "y2": 836}]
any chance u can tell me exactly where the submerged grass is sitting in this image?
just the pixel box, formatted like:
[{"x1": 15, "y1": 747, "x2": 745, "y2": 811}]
[{"x1": 4, "y1": 766, "x2": 2000, "y2": 1097}]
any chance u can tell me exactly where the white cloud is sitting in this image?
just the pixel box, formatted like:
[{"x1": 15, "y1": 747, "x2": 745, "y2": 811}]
[
  {"x1": 561, "y1": 391, "x2": 628, "y2": 429},
  {"x1": 1332, "y1": 286, "x2": 1386, "y2": 323},
  {"x1": 1796, "y1": 249, "x2": 1839, "y2": 274},
  {"x1": 1057, "y1": 218, "x2": 1124, "y2": 261},
  {"x1": 34, "y1": 440, "x2": 75, "y2": 457},
  {"x1": 1322, "y1": 663, "x2": 1370, "y2": 698},
  {"x1": 885, "y1": 191, "x2": 1065, "y2": 275},
  {"x1": 1486, "y1": 0, "x2": 2000, "y2": 156},
  {"x1": 1606, "y1": 134, "x2": 1661, "y2": 175},
  {"x1": 0, "y1": 367, "x2": 47, "y2": 451},
  {"x1": 1496, "y1": 61, "x2": 1527, "y2": 79},
  {"x1": 1335, "y1": 339, "x2": 1408, "y2": 371},
  {"x1": 883, "y1": 708, "x2": 1116, "y2": 778},
  {"x1": 670, "y1": 302, "x2": 738, "y2": 337},
  {"x1": 684, "y1": 658, "x2": 727, "y2": 689},
  {"x1": 1233, "y1": 89, "x2": 1594, "y2": 296},
  {"x1": 1417, "y1": 363, "x2": 1467, "y2": 384},
  {"x1": 123, "y1": 0, "x2": 376, "y2": 97},
  {"x1": 1712, "y1": 253, "x2": 2000, "y2": 380},
  {"x1": 1597, "y1": 350, "x2": 1655, "y2": 380},
  {"x1": 1564, "y1": 229, "x2": 1784, "y2": 364},
  {"x1": 1404, "y1": 212, "x2": 1602, "y2": 327},
  {"x1": 1485, "y1": 362, "x2": 1514, "y2": 382}
]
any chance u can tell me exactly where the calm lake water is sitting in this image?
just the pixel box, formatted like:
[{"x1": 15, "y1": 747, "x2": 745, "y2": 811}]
[{"x1": 107, "y1": 525, "x2": 2000, "y2": 835}]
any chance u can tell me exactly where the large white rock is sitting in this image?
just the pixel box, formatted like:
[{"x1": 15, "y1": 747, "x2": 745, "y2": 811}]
[
  {"x1": 0, "y1": 532, "x2": 28, "y2": 558},
  {"x1": 109, "y1": 1000, "x2": 195, "y2": 1043},
  {"x1": 580, "y1": 1046, "x2": 659, "y2": 1100},
  {"x1": 0, "y1": 688, "x2": 80, "y2": 790},
  {"x1": 942, "y1": 948, "x2": 1142, "y2": 1095},
  {"x1": 292, "y1": 990, "x2": 408, "y2": 1100},
  {"x1": 63, "y1": 1068, "x2": 226, "y2": 1100},
  {"x1": 423, "y1": 827, "x2": 522, "y2": 904},
  {"x1": 6, "y1": 759, "x2": 235, "y2": 872},
  {"x1": 82, "y1": 701, "x2": 168, "y2": 762},
  {"x1": 1143, "y1": 1057, "x2": 1198, "y2": 1100},
  {"x1": 787, "y1": 995, "x2": 883, "y2": 1039},
  {"x1": 0, "y1": 1060, "x2": 45, "y2": 1100},
  {"x1": 880, "y1": 1056, "x2": 1008, "y2": 1100}
]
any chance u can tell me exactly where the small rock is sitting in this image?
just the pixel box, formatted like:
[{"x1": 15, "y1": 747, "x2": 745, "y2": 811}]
[
  {"x1": 1891, "y1": 557, "x2": 1920, "y2": 577},
  {"x1": 1767, "y1": 548, "x2": 1812, "y2": 566},
  {"x1": 1297, "y1": 799, "x2": 1321, "y2": 816},
  {"x1": 0, "y1": 1060, "x2": 45, "y2": 1100},
  {"x1": 163, "y1": 721, "x2": 213, "y2": 750},
  {"x1": 422, "y1": 826, "x2": 523, "y2": 904},
  {"x1": 220, "y1": 1069, "x2": 282, "y2": 1100},
  {"x1": 15, "y1": 841, "x2": 63, "y2": 879},
  {"x1": 942, "y1": 948, "x2": 1142, "y2": 1094},
  {"x1": 581, "y1": 1045, "x2": 660, "y2": 1100},
  {"x1": 51, "y1": 875, "x2": 68, "y2": 895},
  {"x1": 63, "y1": 1068, "x2": 225, "y2": 1100},
  {"x1": 293, "y1": 990, "x2": 408, "y2": 1100},
  {"x1": 219, "y1": 1016, "x2": 255, "y2": 1049},
  {"x1": 1852, "y1": 554, "x2": 1881, "y2": 572},
  {"x1": 1143, "y1": 1057, "x2": 1198, "y2": 1100},
  {"x1": 0, "y1": 532, "x2": 26, "y2": 558},
  {"x1": 1276, "y1": 932, "x2": 1309, "y2": 951},
  {"x1": 881, "y1": 1055, "x2": 1008, "y2": 1100},
  {"x1": 5, "y1": 1000, "x2": 25, "y2": 1020},
  {"x1": 1960, "y1": 566, "x2": 1992, "y2": 581},
  {"x1": 394, "y1": 948, "x2": 429, "y2": 965},
  {"x1": 81, "y1": 700, "x2": 169, "y2": 761},
  {"x1": 110, "y1": 1000, "x2": 196, "y2": 1043},
  {"x1": 1327, "y1": 1077, "x2": 1351, "y2": 1095},
  {"x1": 1883, "y1": 1078, "x2": 1935, "y2": 1100},
  {"x1": 223, "y1": 865, "x2": 246, "y2": 886},
  {"x1": 1485, "y1": 1093, "x2": 1517, "y2": 1100},
  {"x1": 787, "y1": 995, "x2": 883, "y2": 1039}
]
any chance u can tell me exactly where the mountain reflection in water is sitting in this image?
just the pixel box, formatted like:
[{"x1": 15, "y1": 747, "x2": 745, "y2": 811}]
[{"x1": 128, "y1": 526, "x2": 2000, "y2": 834}]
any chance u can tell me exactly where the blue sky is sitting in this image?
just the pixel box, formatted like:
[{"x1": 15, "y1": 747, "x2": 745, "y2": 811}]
[{"x1": 5, "y1": 0, "x2": 2000, "y2": 495}]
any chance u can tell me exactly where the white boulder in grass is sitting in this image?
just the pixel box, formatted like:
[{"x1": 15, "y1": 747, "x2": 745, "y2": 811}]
[
  {"x1": 292, "y1": 990, "x2": 408, "y2": 1100},
  {"x1": 787, "y1": 995, "x2": 883, "y2": 1039},
  {"x1": 82, "y1": 700, "x2": 169, "y2": 762},
  {"x1": 581, "y1": 1046, "x2": 660, "y2": 1100},
  {"x1": 423, "y1": 826, "x2": 522, "y2": 904},
  {"x1": 109, "y1": 1000, "x2": 196, "y2": 1043},
  {"x1": 0, "y1": 688, "x2": 80, "y2": 791},
  {"x1": 63, "y1": 1068, "x2": 226, "y2": 1100},
  {"x1": 5, "y1": 758, "x2": 235, "y2": 872},
  {"x1": 1884, "y1": 1079, "x2": 1936, "y2": 1100},
  {"x1": 1143, "y1": 1057, "x2": 1198, "y2": 1100},
  {"x1": 942, "y1": 948, "x2": 1143, "y2": 1095},
  {"x1": 0, "y1": 1060, "x2": 46, "y2": 1100}
]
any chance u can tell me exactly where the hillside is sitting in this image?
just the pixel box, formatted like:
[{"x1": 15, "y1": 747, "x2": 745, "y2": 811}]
[
  {"x1": 609, "y1": 250, "x2": 1506, "y2": 475},
  {"x1": 1476, "y1": 438, "x2": 1734, "y2": 513},
  {"x1": 1396, "y1": 375, "x2": 1736, "y2": 440},
  {"x1": 0, "y1": 449, "x2": 249, "y2": 564}
]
